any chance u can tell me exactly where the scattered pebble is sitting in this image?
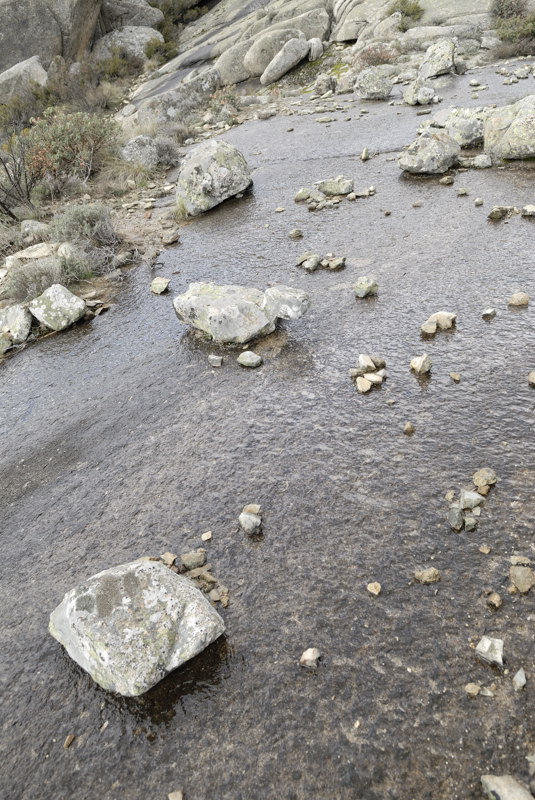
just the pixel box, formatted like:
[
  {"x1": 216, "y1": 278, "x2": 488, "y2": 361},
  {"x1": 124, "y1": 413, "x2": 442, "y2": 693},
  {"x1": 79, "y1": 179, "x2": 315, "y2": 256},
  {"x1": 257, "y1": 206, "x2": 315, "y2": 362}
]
[
  {"x1": 475, "y1": 198, "x2": 484, "y2": 207},
  {"x1": 150, "y1": 277, "x2": 170, "y2": 294},
  {"x1": 300, "y1": 648, "x2": 321, "y2": 669},
  {"x1": 488, "y1": 206, "x2": 516, "y2": 221},
  {"x1": 464, "y1": 682, "x2": 481, "y2": 697},
  {"x1": 350, "y1": 354, "x2": 387, "y2": 393},
  {"x1": 439, "y1": 176, "x2": 454, "y2": 185},
  {"x1": 410, "y1": 353, "x2": 432, "y2": 375},
  {"x1": 509, "y1": 565, "x2": 535, "y2": 594},
  {"x1": 512, "y1": 668, "x2": 527, "y2": 691},
  {"x1": 201, "y1": 531, "x2": 212, "y2": 542},
  {"x1": 160, "y1": 552, "x2": 177, "y2": 567},
  {"x1": 367, "y1": 582, "x2": 382, "y2": 596},
  {"x1": 479, "y1": 545, "x2": 491, "y2": 555},
  {"x1": 529, "y1": 372, "x2": 535, "y2": 387},
  {"x1": 521, "y1": 204, "x2": 535, "y2": 217},
  {"x1": 168, "y1": 791, "x2": 184, "y2": 800},
  {"x1": 508, "y1": 292, "x2": 529, "y2": 307},
  {"x1": 456, "y1": 188, "x2": 469, "y2": 197},
  {"x1": 487, "y1": 591, "x2": 502, "y2": 609},
  {"x1": 473, "y1": 468, "x2": 497, "y2": 488},
  {"x1": 414, "y1": 567, "x2": 440, "y2": 585},
  {"x1": 63, "y1": 734, "x2": 76, "y2": 749},
  {"x1": 450, "y1": 372, "x2": 461, "y2": 383},
  {"x1": 482, "y1": 308, "x2": 497, "y2": 320},
  {"x1": 275, "y1": 207, "x2": 285, "y2": 213},
  {"x1": 181, "y1": 549, "x2": 206, "y2": 570},
  {"x1": 208, "y1": 354, "x2": 223, "y2": 368},
  {"x1": 239, "y1": 504, "x2": 262, "y2": 534},
  {"x1": 237, "y1": 351, "x2": 263, "y2": 368},
  {"x1": 289, "y1": 229, "x2": 303, "y2": 239},
  {"x1": 361, "y1": 147, "x2": 370, "y2": 161},
  {"x1": 403, "y1": 422, "x2": 415, "y2": 436},
  {"x1": 421, "y1": 311, "x2": 456, "y2": 336},
  {"x1": 476, "y1": 635, "x2": 504, "y2": 667},
  {"x1": 354, "y1": 276, "x2": 378, "y2": 298}
]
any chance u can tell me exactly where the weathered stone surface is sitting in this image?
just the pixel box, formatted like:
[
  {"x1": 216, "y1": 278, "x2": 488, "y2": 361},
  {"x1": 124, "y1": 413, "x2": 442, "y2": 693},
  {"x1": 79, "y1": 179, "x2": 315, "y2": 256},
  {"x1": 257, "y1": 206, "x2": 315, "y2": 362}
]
[
  {"x1": 101, "y1": 0, "x2": 163, "y2": 32},
  {"x1": 418, "y1": 38, "x2": 458, "y2": 81},
  {"x1": 0, "y1": 0, "x2": 101, "y2": 73},
  {"x1": 243, "y1": 28, "x2": 305, "y2": 77},
  {"x1": 175, "y1": 140, "x2": 252, "y2": 217},
  {"x1": 121, "y1": 135, "x2": 159, "y2": 168},
  {"x1": 0, "y1": 56, "x2": 47, "y2": 105},
  {"x1": 414, "y1": 567, "x2": 440, "y2": 584},
  {"x1": 173, "y1": 283, "x2": 309, "y2": 344},
  {"x1": 0, "y1": 304, "x2": 32, "y2": 344},
  {"x1": 49, "y1": 559, "x2": 225, "y2": 696},
  {"x1": 484, "y1": 96, "x2": 535, "y2": 161},
  {"x1": 444, "y1": 110, "x2": 485, "y2": 148},
  {"x1": 92, "y1": 26, "x2": 163, "y2": 62},
  {"x1": 214, "y1": 38, "x2": 254, "y2": 85},
  {"x1": 29, "y1": 284, "x2": 86, "y2": 331},
  {"x1": 355, "y1": 65, "x2": 395, "y2": 101},
  {"x1": 481, "y1": 775, "x2": 534, "y2": 800},
  {"x1": 260, "y1": 38, "x2": 310, "y2": 85},
  {"x1": 399, "y1": 132, "x2": 460, "y2": 175}
]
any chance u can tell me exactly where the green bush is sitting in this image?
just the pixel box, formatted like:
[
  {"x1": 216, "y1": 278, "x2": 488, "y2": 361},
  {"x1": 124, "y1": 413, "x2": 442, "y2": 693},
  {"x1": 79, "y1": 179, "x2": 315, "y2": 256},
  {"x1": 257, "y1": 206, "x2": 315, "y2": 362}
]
[
  {"x1": 145, "y1": 37, "x2": 178, "y2": 63},
  {"x1": 27, "y1": 109, "x2": 118, "y2": 188},
  {"x1": 96, "y1": 47, "x2": 144, "y2": 81},
  {"x1": 49, "y1": 203, "x2": 119, "y2": 248},
  {"x1": 387, "y1": 0, "x2": 424, "y2": 30},
  {"x1": 496, "y1": 12, "x2": 535, "y2": 40},
  {"x1": 1, "y1": 256, "x2": 65, "y2": 302},
  {"x1": 491, "y1": 0, "x2": 528, "y2": 19},
  {"x1": 0, "y1": 133, "x2": 42, "y2": 220}
]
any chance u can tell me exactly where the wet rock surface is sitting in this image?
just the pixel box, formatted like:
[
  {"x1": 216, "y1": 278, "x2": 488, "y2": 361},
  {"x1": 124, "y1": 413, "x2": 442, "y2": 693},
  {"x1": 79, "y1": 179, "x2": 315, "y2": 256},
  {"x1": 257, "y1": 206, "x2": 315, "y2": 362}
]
[{"x1": 3, "y1": 59, "x2": 535, "y2": 800}]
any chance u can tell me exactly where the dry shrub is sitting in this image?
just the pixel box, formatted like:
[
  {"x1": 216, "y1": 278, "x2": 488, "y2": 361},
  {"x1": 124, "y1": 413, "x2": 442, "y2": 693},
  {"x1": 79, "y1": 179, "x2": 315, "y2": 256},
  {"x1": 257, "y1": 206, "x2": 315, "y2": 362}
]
[
  {"x1": 1, "y1": 257, "x2": 65, "y2": 302},
  {"x1": 491, "y1": 0, "x2": 528, "y2": 19},
  {"x1": 353, "y1": 43, "x2": 399, "y2": 71}
]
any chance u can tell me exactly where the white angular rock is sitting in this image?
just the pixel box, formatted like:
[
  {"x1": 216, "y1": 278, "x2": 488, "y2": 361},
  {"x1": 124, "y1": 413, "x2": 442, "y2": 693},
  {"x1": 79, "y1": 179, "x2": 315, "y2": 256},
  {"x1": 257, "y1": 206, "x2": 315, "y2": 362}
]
[
  {"x1": 354, "y1": 276, "x2": 378, "y2": 298},
  {"x1": 49, "y1": 560, "x2": 225, "y2": 696},
  {"x1": 421, "y1": 311, "x2": 456, "y2": 334},
  {"x1": 512, "y1": 669, "x2": 526, "y2": 691},
  {"x1": 410, "y1": 353, "x2": 432, "y2": 375},
  {"x1": 481, "y1": 775, "x2": 534, "y2": 800},
  {"x1": 399, "y1": 132, "x2": 460, "y2": 175},
  {"x1": 476, "y1": 636, "x2": 504, "y2": 667},
  {"x1": 29, "y1": 284, "x2": 86, "y2": 331},
  {"x1": 0, "y1": 304, "x2": 32, "y2": 344},
  {"x1": 418, "y1": 38, "x2": 458, "y2": 81},
  {"x1": 300, "y1": 647, "x2": 321, "y2": 668},
  {"x1": 260, "y1": 38, "x2": 309, "y2": 86},
  {"x1": 175, "y1": 140, "x2": 252, "y2": 218},
  {"x1": 484, "y1": 95, "x2": 535, "y2": 161},
  {"x1": 173, "y1": 283, "x2": 309, "y2": 344}
]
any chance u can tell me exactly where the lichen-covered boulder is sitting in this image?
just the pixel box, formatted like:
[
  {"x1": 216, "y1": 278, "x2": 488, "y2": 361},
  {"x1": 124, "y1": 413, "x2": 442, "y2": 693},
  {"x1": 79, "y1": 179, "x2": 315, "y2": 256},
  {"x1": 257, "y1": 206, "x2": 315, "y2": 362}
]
[
  {"x1": 260, "y1": 37, "x2": 310, "y2": 86},
  {"x1": 173, "y1": 282, "x2": 310, "y2": 344},
  {"x1": 399, "y1": 131, "x2": 461, "y2": 174},
  {"x1": 121, "y1": 135, "x2": 159, "y2": 168},
  {"x1": 354, "y1": 65, "x2": 395, "y2": 101},
  {"x1": 29, "y1": 284, "x2": 86, "y2": 331},
  {"x1": 484, "y1": 95, "x2": 535, "y2": 160},
  {"x1": 0, "y1": 56, "x2": 47, "y2": 104},
  {"x1": 243, "y1": 28, "x2": 305, "y2": 77},
  {"x1": 49, "y1": 560, "x2": 225, "y2": 696},
  {"x1": 418, "y1": 38, "x2": 458, "y2": 81},
  {"x1": 0, "y1": 304, "x2": 32, "y2": 344},
  {"x1": 175, "y1": 140, "x2": 252, "y2": 217},
  {"x1": 92, "y1": 25, "x2": 163, "y2": 63}
]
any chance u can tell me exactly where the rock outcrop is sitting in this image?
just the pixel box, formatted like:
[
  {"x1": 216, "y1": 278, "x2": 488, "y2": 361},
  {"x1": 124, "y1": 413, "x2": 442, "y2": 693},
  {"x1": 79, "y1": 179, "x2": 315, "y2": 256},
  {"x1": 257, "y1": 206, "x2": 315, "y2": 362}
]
[
  {"x1": 484, "y1": 95, "x2": 535, "y2": 161},
  {"x1": 49, "y1": 559, "x2": 225, "y2": 696},
  {"x1": 0, "y1": 56, "x2": 47, "y2": 105}
]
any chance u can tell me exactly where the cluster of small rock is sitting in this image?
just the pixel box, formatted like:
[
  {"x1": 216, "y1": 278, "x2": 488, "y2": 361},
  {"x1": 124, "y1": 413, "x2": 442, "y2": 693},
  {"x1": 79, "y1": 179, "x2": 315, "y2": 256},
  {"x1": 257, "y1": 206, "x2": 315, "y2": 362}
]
[
  {"x1": 159, "y1": 548, "x2": 230, "y2": 609},
  {"x1": 447, "y1": 468, "x2": 497, "y2": 532},
  {"x1": 294, "y1": 176, "x2": 375, "y2": 211},
  {"x1": 296, "y1": 251, "x2": 345, "y2": 272},
  {"x1": 349, "y1": 354, "x2": 387, "y2": 394}
]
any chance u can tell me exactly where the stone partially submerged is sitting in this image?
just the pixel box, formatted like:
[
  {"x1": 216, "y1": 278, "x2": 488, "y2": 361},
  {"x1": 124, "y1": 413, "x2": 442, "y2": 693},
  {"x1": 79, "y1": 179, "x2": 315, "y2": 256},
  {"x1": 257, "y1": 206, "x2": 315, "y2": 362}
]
[
  {"x1": 29, "y1": 284, "x2": 86, "y2": 331},
  {"x1": 173, "y1": 283, "x2": 310, "y2": 344},
  {"x1": 399, "y1": 131, "x2": 460, "y2": 175},
  {"x1": 49, "y1": 559, "x2": 225, "y2": 696},
  {"x1": 175, "y1": 140, "x2": 252, "y2": 217}
]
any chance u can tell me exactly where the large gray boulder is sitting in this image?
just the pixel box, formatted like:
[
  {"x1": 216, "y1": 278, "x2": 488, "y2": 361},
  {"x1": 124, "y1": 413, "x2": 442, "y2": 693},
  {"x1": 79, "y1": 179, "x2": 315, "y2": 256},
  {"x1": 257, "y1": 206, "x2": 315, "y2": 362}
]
[
  {"x1": 0, "y1": 304, "x2": 32, "y2": 344},
  {"x1": 0, "y1": 0, "x2": 101, "y2": 73},
  {"x1": 29, "y1": 284, "x2": 86, "y2": 331},
  {"x1": 260, "y1": 38, "x2": 310, "y2": 86},
  {"x1": 214, "y1": 38, "x2": 254, "y2": 86},
  {"x1": 173, "y1": 283, "x2": 310, "y2": 344},
  {"x1": 175, "y1": 140, "x2": 252, "y2": 218},
  {"x1": 264, "y1": 9, "x2": 331, "y2": 42},
  {"x1": 418, "y1": 38, "x2": 458, "y2": 81},
  {"x1": 399, "y1": 131, "x2": 461, "y2": 174},
  {"x1": 484, "y1": 95, "x2": 535, "y2": 161},
  {"x1": 243, "y1": 28, "x2": 305, "y2": 77},
  {"x1": 355, "y1": 65, "x2": 395, "y2": 100},
  {"x1": 0, "y1": 56, "x2": 47, "y2": 105},
  {"x1": 443, "y1": 109, "x2": 486, "y2": 148},
  {"x1": 49, "y1": 559, "x2": 225, "y2": 696},
  {"x1": 101, "y1": 0, "x2": 163, "y2": 32},
  {"x1": 92, "y1": 25, "x2": 163, "y2": 62},
  {"x1": 135, "y1": 68, "x2": 220, "y2": 124},
  {"x1": 121, "y1": 135, "x2": 159, "y2": 168}
]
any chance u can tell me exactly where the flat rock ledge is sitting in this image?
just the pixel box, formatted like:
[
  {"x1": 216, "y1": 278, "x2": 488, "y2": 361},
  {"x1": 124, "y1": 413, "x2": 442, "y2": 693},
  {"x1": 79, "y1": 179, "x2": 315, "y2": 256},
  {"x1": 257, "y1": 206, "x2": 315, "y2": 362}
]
[{"x1": 49, "y1": 559, "x2": 225, "y2": 696}]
